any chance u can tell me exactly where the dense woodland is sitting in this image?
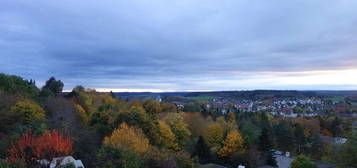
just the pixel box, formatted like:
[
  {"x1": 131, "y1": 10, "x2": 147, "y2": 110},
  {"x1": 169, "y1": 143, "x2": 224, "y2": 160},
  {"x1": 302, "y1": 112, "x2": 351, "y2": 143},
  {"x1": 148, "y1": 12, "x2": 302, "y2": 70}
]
[{"x1": 0, "y1": 73, "x2": 356, "y2": 168}]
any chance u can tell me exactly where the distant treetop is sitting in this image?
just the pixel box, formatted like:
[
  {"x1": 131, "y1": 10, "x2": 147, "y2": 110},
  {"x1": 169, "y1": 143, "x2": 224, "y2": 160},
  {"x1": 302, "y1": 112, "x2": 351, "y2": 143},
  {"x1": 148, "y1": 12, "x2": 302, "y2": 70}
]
[{"x1": 41, "y1": 77, "x2": 64, "y2": 97}]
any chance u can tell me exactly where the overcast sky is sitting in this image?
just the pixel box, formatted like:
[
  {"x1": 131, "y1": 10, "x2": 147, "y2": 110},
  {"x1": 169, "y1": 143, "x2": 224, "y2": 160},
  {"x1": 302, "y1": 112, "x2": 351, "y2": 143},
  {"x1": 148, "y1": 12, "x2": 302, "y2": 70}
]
[{"x1": 1, "y1": 0, "x2": 357, "y2": 91}]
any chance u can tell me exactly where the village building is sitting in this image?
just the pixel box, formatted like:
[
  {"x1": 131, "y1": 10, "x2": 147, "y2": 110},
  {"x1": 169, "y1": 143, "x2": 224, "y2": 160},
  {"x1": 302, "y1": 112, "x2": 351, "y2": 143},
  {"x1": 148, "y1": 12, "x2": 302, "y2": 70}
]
[{"x1": 39, "y1": 156, "x2": 84, "y2": 168}]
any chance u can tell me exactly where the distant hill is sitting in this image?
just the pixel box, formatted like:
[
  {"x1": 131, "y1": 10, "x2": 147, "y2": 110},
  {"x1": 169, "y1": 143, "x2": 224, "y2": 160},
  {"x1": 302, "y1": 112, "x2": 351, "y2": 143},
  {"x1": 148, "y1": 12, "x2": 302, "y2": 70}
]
[
  {"x1": 113, "y1": 92, "x2": 189, "y2": 99},
  {"x1": 314, "y1": 90, "x2": 357, "y2": 97},
  {"x1": 113, "y1": 90, "x2": 357, "y2": 100}
]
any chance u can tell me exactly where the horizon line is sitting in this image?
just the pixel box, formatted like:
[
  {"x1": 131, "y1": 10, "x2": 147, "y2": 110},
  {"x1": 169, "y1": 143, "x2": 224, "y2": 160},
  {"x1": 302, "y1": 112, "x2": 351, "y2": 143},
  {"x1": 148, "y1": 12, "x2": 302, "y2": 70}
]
[{"x1": 63, "y1": 89, "x2": 357, "y2": 93}]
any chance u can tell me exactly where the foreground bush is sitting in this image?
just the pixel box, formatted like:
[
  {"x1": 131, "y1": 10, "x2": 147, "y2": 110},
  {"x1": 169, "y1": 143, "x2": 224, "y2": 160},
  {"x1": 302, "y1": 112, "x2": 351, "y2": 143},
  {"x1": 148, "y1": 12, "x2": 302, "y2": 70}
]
[
  {"x1": 291, "y1": 155, "x2": 316, "y2": 168},
  {"x1": 96, "y1": 146, "x2": 143, "y2": 168},
  {"x1": 144, "y1": 148, "x2": 195, "y2": 168},
  {"x1": 0, "y1": 159, "x2": 26, "y2": 168}
]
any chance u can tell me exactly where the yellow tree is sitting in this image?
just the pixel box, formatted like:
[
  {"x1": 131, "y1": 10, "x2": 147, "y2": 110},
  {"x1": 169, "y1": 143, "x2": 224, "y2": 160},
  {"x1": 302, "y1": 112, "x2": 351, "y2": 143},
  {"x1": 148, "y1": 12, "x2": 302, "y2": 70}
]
[
  {"x1": 164, "y1": 113, "x2": 191, "y2": 148},
  {"x1": 10, "y1": 100, "x2": 45, "y2": 124},
  {"x1": 205, "y1": 123, "x2": 225, "y2": 149},
  {"x1": 216, "y1": 116, "x2": 236, "y2": 133},
  {"x1": 227, "y1": 112, "x2": 236, "y2": 122},
  {"x1": 218, "y1": 129, "x2": 245, "y2": 157},
  {"x1": 75, "y1": 104, "x2": 88, "y2": 126},
  {"x1": 103, "y1": 122, "x2": 150, "y2": 153},
  {"x1": 157, "y1": 121, "x2": 178, "y2": 150}
]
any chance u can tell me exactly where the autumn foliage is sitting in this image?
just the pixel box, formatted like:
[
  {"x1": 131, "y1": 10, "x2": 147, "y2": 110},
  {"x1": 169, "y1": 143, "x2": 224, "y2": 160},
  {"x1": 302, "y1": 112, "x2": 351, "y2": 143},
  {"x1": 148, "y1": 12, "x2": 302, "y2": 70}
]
[
  {"x1": 10, "y1": 100, "x2": 45, "y2": 125},
  {"x1": 103, "y1": 122, "x2": 150, "y2": 153},
  {"x1": 218, "y1": 130, "x2": 245, "y2": 157},
  {"x1": 8, "y1": 130, "x2": 72, "y2": 164}
]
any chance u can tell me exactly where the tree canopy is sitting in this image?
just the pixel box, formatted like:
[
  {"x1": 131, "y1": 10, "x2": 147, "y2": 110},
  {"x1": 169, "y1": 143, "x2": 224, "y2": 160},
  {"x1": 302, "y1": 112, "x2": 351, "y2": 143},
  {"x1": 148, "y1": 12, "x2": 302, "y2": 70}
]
[
  {"x1": 218, "y1": 129, "x2": 245, "y2": 157},
  {"x1": 10, "y1": 100, "x2": 45, "y2": 125},
  {"x1": 8, "y1": 130, "x2": 72, "y2": 165},
  {"x1": 103, "y1": 122, "x2": 150, "y2": 153},
  {"x1": 290, "y1": 155, "x2": 316, "y2": 168},
  {"x1": 41, "y1": 77, "x2": 64, "y2": 96},
  {"x1": 0, "y1": 73, "x2": 39, "y2": 98}
]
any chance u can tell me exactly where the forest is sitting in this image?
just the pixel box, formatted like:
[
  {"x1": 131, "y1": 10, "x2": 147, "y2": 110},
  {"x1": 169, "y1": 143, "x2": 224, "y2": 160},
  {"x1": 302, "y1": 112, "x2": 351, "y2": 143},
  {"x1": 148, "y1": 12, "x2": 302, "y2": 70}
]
[{"x1": 0, "y1": 73, "x2": 356, "y2": 168}]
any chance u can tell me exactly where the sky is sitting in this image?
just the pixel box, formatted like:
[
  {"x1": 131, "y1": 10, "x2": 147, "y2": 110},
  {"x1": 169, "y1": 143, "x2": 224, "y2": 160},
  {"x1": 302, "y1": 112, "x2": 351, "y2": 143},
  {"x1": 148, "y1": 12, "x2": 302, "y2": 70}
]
[{"x1": 1, "y1": 0, "x2": 357, "y2": 92}]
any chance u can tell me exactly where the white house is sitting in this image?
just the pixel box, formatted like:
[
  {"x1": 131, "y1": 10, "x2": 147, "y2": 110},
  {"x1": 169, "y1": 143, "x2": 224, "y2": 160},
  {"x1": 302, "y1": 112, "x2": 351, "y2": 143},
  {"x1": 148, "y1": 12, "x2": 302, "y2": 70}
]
[
  {"x1": 334, "y1": 137, "x2": 347, "y2": 144},
  {"x1": 39, "y1": 156, "x2": 84, "y2": 168},
  {"x1": 156, "y1": 96, "x2": 162, "y2": 102}
]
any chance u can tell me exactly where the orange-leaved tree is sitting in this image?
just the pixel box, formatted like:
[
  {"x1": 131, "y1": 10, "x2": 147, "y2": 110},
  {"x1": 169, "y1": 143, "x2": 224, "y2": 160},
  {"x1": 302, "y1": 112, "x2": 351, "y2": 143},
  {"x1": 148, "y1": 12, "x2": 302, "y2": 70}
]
[{"x1": 8, "y1": 130, "x2": 72, "y2": 164}]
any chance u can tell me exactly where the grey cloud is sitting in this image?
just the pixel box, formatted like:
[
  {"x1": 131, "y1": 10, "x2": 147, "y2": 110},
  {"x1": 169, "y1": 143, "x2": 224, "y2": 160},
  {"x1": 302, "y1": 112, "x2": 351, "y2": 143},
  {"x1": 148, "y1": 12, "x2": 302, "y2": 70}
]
[{"x1": 1, "y1": 0, "x2": 357, "y2": 90}]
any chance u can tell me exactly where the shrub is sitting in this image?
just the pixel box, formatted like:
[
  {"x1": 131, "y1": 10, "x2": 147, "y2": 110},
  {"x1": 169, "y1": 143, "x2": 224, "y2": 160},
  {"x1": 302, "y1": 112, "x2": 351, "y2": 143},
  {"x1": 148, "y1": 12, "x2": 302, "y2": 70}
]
[
  {"x1": 291, "y1": 155, "x2": 316, "y2": 168},
  {"x1": 8, "y1": 130, "x2": 72, "y2": 165},
  {"x1": 96, "y1": 146, "x2": 143, "y2": 168}
]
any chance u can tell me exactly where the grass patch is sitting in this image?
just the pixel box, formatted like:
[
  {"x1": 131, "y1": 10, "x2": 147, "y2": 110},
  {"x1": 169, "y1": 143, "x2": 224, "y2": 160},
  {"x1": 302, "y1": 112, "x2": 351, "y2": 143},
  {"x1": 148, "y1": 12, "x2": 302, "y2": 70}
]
[
  {"x1": 328, "y1": 97, "x2": 345, "y2": 103},
  {"x1": 186, "y1": 96, "x2": 215, "y2": 101}
]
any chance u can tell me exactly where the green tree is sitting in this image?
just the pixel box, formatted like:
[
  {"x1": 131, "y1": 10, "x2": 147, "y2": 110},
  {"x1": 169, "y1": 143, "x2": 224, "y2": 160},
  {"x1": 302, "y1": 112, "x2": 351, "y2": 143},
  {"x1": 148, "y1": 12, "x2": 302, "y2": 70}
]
[
  {"x1": 308, "y1": 132, "x2": 323, "y2": 159},
  {"x1": 273, "y1": 120, "x2": 293, "y2": 152},
  {"x1": 194, "y1": 136, "x2": 211, "y2": 164},
  {"x1": 73, "y1": 85, "x2": 85, "y2": 92},
  {"x1": 293, "y1": 106, "x2": 304, "y2": 114},
  {"x1": 294, "y1": 123, "x2": 306, "y2": 154},
  {"x1": 144, "y1": 148, "x2": 194, "y2": 168},
  {"x1": 266, "y1": 150, "x2": 277, "y2": 167},
  {"x1": 331, "y1": 133, "x2": 357, "y2": 168},
  {"x1": 330, "y1": 117, "x2": 342, "y2": 137},
  {"x1": 0, "y1": 159, "x2": 26, "y2": 168},
  {"x1": 68, "y1": 85, "x2": 85, "y2": 97},
  {"x1": 259, "y1": 128, "x2": 272, "y2": 152},
  {"x1": 182, "y1": 103, "x2": 202, "y2": 112},
  {"x1": 90, "y1": 98, "x2": 122, "y2": 136},
  {"x1": 174, "y1": 151, "x2": 195, "y2": 168},
  {"x1": 62, "y1": 163, "x2": 76, "y2": 168},
  {"x1": 41, "y1": 77, "x2": 64, "y2": 96},
  {"x1": 259, "y1": 127, "x2": 277, "y2": 167},
  {"x1": 116, "y1": 105, "x2": 163, "y2": 146},
  {"x1": 290, "y1": 155, "x2": 316, "y2": 168},
  {"x1": 240, "y1": 121, "x2": 260, "y2": 146},
  {"x1": 0, "y1": 73, "x2": 39, "y2": 98},
  {"x1": 117, "y1": 105, "x2": 149, "y2": 128},
  {"x1": 96, "y1": 146, "x2": 143, "y2": 168},
  {"x1": 259, "y1": 112, "x2": 271, "y2": 130}
]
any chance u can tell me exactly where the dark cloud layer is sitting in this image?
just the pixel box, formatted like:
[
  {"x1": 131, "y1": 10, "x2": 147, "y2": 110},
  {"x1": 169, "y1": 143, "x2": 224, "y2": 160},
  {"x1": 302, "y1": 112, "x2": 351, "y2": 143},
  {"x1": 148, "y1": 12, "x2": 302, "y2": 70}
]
[{"x1": 1, "y1": 0, "x2": 357, "y2": 91}]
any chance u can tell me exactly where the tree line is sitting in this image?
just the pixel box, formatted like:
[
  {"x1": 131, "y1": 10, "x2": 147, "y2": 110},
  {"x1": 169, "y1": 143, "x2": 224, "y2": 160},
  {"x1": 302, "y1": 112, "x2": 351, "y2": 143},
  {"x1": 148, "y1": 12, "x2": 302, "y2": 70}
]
[{"x1": 0, "y1": 73, "x2": 355, "y2": 168}]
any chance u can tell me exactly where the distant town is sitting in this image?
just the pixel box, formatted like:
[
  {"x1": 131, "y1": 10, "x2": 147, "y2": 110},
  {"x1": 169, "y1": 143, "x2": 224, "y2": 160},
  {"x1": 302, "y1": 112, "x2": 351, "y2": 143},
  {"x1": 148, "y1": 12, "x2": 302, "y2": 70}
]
[{"x1": 115, "y1": 90, "x2": 357, "y2": 118}]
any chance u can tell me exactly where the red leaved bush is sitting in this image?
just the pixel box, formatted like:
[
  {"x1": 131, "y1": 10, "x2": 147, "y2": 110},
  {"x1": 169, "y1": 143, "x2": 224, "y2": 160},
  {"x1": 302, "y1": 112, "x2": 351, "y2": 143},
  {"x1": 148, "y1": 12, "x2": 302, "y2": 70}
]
[{"x1": 8, "y1": 130, "x2": 72, "y2": 163}]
